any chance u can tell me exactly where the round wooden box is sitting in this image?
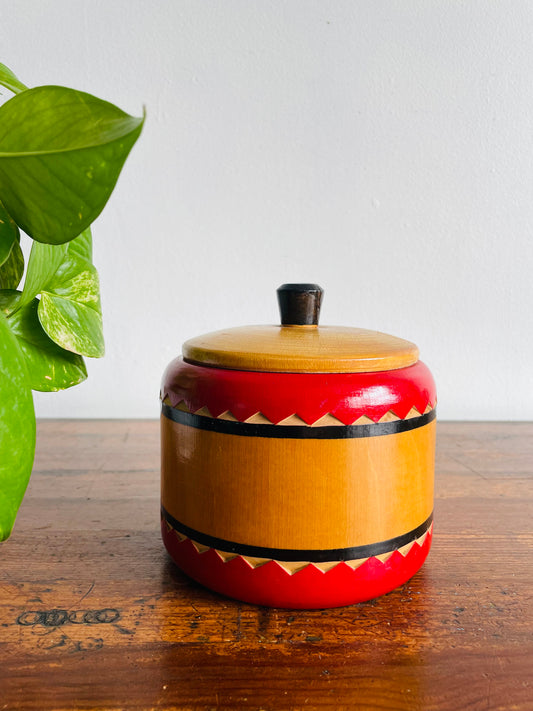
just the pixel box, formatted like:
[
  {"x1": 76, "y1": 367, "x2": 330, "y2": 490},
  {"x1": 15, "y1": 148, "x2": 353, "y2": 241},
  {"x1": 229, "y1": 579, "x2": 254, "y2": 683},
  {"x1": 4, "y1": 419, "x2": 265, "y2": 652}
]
[{"x1": 160, "y1": 284, "x2": 436, "y2": 608}]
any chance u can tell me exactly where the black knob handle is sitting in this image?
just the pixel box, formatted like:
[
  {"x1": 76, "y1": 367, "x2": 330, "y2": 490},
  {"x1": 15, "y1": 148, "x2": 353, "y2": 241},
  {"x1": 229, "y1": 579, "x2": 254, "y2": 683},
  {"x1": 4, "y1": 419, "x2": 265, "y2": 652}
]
[{"x1": 277, "y1": 283, "x2": 323, "y2": 326}]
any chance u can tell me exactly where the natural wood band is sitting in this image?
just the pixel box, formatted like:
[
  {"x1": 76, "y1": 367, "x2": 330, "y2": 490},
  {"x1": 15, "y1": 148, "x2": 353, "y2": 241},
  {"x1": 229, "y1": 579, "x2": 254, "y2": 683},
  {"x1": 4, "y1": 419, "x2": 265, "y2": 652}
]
[{"x1": 161, "y1": 416, "x2": 435, "y2": 550}]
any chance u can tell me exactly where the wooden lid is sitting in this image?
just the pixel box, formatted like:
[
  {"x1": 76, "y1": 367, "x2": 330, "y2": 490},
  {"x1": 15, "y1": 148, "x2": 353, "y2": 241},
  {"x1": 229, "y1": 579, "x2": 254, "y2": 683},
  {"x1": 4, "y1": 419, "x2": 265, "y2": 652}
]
[{"x1": 182, "y1": 284, "x2": 419, "y2": 374}]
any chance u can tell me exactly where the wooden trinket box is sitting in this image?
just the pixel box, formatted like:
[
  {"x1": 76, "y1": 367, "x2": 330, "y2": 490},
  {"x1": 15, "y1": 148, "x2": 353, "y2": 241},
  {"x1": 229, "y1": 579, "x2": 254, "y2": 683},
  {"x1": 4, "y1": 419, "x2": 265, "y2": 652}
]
[{"x1": 160, "y1": 284, "x2": 436, "y2": 608}]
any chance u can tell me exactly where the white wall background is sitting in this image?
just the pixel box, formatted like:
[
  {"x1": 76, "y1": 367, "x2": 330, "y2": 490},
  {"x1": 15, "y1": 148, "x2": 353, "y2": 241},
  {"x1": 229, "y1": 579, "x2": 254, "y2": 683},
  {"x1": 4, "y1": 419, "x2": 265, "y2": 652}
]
[{"x1": 1, "y1": 0, "x2": 532, "y2": 420}]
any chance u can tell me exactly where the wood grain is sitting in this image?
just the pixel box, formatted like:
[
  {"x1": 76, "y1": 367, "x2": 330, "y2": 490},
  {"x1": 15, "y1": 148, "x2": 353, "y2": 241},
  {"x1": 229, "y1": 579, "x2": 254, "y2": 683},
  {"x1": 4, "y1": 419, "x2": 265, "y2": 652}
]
[
  {"x1": 183, "y1": 324, "x2": 419, "y2": 372},
  {"x1": 1, "y1": 420, "x2": 532, "y2": 710},
  {"x1": 161, "y1": 416, "x2": 435, "y2": 549}
]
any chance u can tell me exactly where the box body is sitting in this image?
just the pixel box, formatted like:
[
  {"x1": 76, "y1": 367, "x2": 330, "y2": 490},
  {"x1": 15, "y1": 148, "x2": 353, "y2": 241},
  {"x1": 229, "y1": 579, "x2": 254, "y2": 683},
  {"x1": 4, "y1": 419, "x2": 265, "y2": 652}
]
[{"x1": 160, "y1": 357, "x2": 436, "y2": 608}]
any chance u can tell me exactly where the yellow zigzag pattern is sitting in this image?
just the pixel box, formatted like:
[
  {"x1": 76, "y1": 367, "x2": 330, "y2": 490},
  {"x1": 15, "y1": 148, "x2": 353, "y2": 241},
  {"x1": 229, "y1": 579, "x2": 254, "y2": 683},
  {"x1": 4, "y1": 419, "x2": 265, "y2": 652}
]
[
  {"x1": 164, "y1": 519, "x2": 433, "y2": 576},
  {"x1": 162, "y1": 397, "x2": 434, "y2": 427}
]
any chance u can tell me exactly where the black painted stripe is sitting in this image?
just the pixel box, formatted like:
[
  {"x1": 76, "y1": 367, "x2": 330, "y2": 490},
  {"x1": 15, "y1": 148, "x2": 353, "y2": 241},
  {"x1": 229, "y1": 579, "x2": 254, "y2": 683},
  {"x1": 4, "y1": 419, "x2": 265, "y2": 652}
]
[
  {"x1": 161, "y1": 403, "x2": 436, "y2": 439},
  {"x1": 161, "y1": 506, "x2": 434, "y2": 563}
]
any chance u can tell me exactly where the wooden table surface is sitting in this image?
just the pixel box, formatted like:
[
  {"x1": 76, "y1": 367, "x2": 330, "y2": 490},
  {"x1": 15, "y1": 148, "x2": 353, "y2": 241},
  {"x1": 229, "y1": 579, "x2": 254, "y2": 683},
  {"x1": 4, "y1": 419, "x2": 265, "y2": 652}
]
[{"x1": 1, "y1": 420, "x2": 532, "y2": 710}]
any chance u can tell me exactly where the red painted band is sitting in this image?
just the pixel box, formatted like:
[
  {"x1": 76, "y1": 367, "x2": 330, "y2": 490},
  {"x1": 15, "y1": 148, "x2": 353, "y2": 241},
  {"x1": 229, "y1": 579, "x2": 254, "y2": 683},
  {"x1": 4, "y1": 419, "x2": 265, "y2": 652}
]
[
  {"x1": 161, "y1": 521, "x2": 433, "y2": 609},
  {"x1": 161, "y1": 358, "x2": 436, "y2": 426}
]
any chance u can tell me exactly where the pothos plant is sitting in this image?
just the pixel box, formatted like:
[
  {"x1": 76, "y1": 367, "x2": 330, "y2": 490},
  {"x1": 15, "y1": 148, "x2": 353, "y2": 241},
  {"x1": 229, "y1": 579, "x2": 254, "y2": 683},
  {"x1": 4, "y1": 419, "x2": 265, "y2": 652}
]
[{"x1": 0, "y1": 62, "x2": 144, "y2": 540}]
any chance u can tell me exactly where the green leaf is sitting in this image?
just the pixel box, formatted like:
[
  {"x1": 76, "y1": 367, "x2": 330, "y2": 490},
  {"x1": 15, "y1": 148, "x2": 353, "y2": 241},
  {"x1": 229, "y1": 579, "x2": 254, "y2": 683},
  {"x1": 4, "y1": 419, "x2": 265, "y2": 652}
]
[
  {"x1": 19, "y1": 240, "x2": 68, "y2": 307},
  {"x1": 39, "y1": 253, "x2": 104, "y2": 357},
  {"x1": 0, "y1": 62, "x2": 28, "y2": 95},
  {"x1": 67, "y1": 226, "x2": 93, "y2": 262},
  {"x1": 0, "y1": 309, "x2": 35, "y2": 541},
  {"x1": 0, "y1": 235, "x2": 23, "y2": 290},
  {"x1": 0, "y1": 85, "x2": 144, "y2": 244},
  {"x1": 16, "y1": 231, "x2": 104, "y2": 357},
  {"x1": 0, "y1": 290, "x2": 87, "y2": 391},
  {"x1": 0, "y1": 200, "x2": 19, "y2": 266}
]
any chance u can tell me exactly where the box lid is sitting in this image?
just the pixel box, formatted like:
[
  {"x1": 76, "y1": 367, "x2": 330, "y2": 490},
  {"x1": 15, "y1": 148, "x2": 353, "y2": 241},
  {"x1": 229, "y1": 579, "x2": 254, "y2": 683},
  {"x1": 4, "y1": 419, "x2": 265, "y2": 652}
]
[{"x1": 182, "y1": 284, "x2": 419, "y2": 374}]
